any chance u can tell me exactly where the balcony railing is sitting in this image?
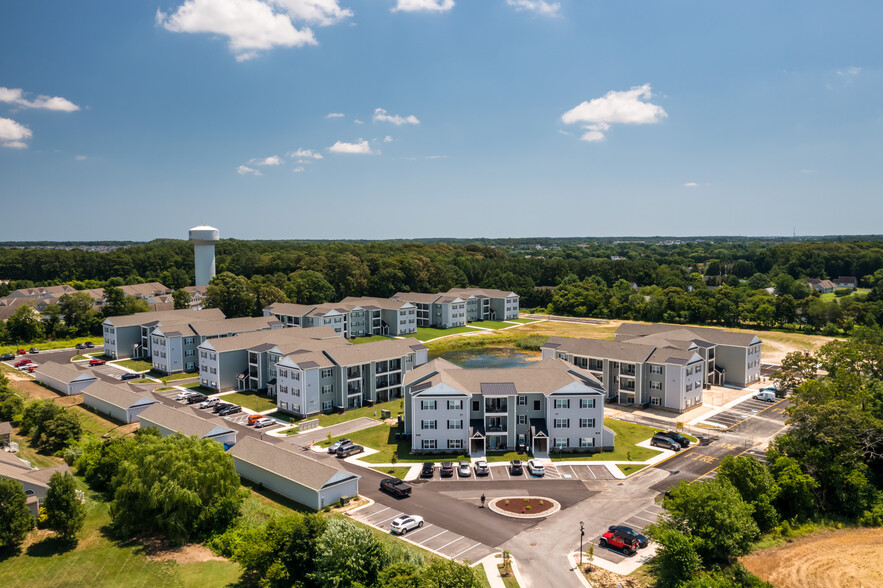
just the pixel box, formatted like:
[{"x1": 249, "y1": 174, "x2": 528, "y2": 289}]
[{"x1": 485, "y1": 401, "x2": 507, "y2": 414}]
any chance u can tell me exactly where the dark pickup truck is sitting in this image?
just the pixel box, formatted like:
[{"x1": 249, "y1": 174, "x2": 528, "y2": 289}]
[{"x1": 380, "y1": 478, "x2": 412, "y2": 498}]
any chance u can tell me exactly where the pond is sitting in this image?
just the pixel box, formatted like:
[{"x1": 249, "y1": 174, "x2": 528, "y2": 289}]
[{"x1": 428, "y1": 346, "x2": 542, "y2": 369}]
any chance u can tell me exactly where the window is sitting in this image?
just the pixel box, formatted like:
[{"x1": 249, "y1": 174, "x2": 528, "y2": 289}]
[
  {"x1": 579, "y1": 437, "x2": 595, "y2": 448},
  {"x1": 650, "y1": 397, "x2": 660, "y2": 406},
  {"x1": 554, "y1": 438, "x2": 568, "y2": 449},
  {"x1": 580, "y1": 398, "x2": 595, "y2": 409},
  {"x1": 421, "y1": 400, "x2": 437, "y2": 410},
  {"x1": 517, "y1": 395, "x2": 527, "y2": 406},
  {"x1": 321, "y1": 385, "x2": 333, "y2": 395},
  {"x1": 473, "y1": 400, "x2": 480, "y2": 411},
  {"x1": 184, "y1": 337, "x2": 194, "y2": 345},
  {"x1": 518, "y1": 415, "x2": 527, "y2": 425},
  {"x1": 447, "y1": 400, "x2": 463, "y2": 410},
  {"x1": 422, "y1": 439, "x2": 437, "y2": 450},
  {"x1": 579, "y1": 418, "x2": 595, "y2": 428},
  {"x1": 292, "y1": 371, "x2": 300, "y2": 381},
  {"x1": 447, "y1": 439, "x2": 463, "y2": 449},
  {"x1": 695, "y1": 364, "x2": 702, "y2": 373},
  {"x1": 422, "y1": 420, "x2": 437, "y2": 430},
  {"x1": 553, "y1": 418, "x2": 570, "y2": 428},
  {"x1": 650, "y1": 365, "x2": 662, "y2": 374},
  {"x1": 323, "y1": 400, "x2": 333, "y2": 411},
  {"x1": 447, "y1": 420, "x2": 463, "y2": 430},
  {"x1": 554, "y1": 399, "x2": 570, "y2": 409},
  {"x1": 517, "y1": 434, "x2": 526, "y2": 445},
  {"x1": 534, "y1": 400, "x2": 541, "y2": 410},
  {"x1": 650, "y1": 381, "x2": 662, "y2": 390},
  {"x1": 280, "y1": 401, "x2": 288, "y2": 410},
  {"x1": 321, "y1": 368, "x2": 333, "y2": 378}
]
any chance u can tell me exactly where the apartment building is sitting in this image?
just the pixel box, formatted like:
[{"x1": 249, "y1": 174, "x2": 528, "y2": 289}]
[
  {"x1": 614, "y1": 323, "x2": 762, "y2": 388},
  {"x1": 446, "y1": 288, "x2": 520, "y2": 322},
  {"x1": 542, "y1": 337, "x2": 706, "y2": 412},
  {"x1": 264, "y1": 298, "x2": 418, "y2": 338},
  {"x1": 275, "y1": 338, "x2": 428, "y2": 415},
  {"x1": 150, "y1": 315, "x2": 283, "y2": 374},
  {"x1": 392, "y1": 292, "x2": 467, "y2": 329},
  {"x1": 102, "y1": 308, "x2": 225, "y2": 359},
  {"x1": 403, "y1": 358, "x2": 612, "y2": 456}
]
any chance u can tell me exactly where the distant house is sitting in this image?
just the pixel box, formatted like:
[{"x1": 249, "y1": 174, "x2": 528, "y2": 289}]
[
  {"x1": 82, "y1": 381, "x2": 161, "y2": 424},
  {"x1": 806, "y1": 279, "x2": 835, "y2": 294},
  {"x1": 834, "y1": 276, "x2": 857, "y2": 290},
  {"x1": 138, "y1": 403, "x2": 237, "y2": 446},
  {"x1": 0, "y1": 451, "x2": 71, "y2": 517},
  {"x1": 34, "y1": 362, "x2": 99, "y2": 396},
  {"x1": 0, "y1": 421, "x2": 12, "y2": 447}
]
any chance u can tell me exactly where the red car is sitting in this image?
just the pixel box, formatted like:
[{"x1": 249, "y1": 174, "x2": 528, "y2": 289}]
[
  {"x1": 14, "y1": 359, "x2": 32, "y2": 367},
  {"x1": 24, "y1": 365, "x2": 38, "y2": 373},
  {"x1": 17, "y1": 349, "x2": 26, "y2": 355},
  {"x1": 600, "y1": 530, "x2": 640, "y2": 556},
  {"x1": 89, "y1": 358, "x2": 106, "y2": 366}
]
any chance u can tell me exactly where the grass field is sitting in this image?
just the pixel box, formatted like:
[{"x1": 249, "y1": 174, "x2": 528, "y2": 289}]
[
  {"x1": 282, "y1": 398, "x2": 404, "y2": 432},
  {"x1": 352, "y1": 335, "x2": 397, "y2": 344},
  {"x1": 321, "y1": 424, "x2": 468, "y2": 463},
  {"x1": 413, "y1": 325, "x2": 483, "y2": 341},
  {"x1": 469, "y1": 320, "x2": 519, "y2": 330},
  {"x1": 112, "y1": 359, "x2": 153, "y2": 372},
  {"x1": 497, "y1": 563, "x2": 521, "y2": 588},
  {"x1": 507, "y1": 318, "x2": 540, "y2": 324},
  {"x1": 155, "y1": 381, "x2": 205, "y2": 392},
  {"x1": 371, "y1": 466, "x2": 412, "y2": 479},
  {"x1": 616, "y1": 463, "x2": 650, "y2": 476},
  {"x1": 217, "y1": 390, "x2": 277, "y2": 412},
  {"x1": 0, "y1": 336, "x2": 103, "y2": 356},
  {"x1": 549, "y1": 419, "x2": 662, "y2": 462}
]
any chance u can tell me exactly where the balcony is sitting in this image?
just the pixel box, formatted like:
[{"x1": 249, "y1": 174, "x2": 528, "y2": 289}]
[
  {"x1": 347, "y1": 382, "x2": 360, "y2": 395},
  {"x1": 485, "y1": 417, "x2": 507, "y2": 433},
  {"x1": 619, "y1": 383, "x2": 636, "y2": 392},
  {"x1": 620, "y1": 365, "x2": 636, "y2": 377},
  {"x1": 485, "y1": 400, "x2": 508, "y2": 414},
  {"x1": 347, "y1": 366, "x2": 361, "y2": 380}
]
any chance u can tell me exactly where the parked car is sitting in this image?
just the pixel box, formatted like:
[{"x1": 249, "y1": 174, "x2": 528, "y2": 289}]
[
  {"x1": 754, "y1": 389, "x2": 777, "y2": 402},
  {"x1": 439, "y1": 462, "x2": 455, "y2": 477},
  {"x1": 390, "y1": 514, "x2": 423, "y2": 534},
  {"x1": 527, "y1": 459, "x2": 545, "y2": 476},
  {"x1": 89, "y1": 358, "x2": 106, "y2": 366},
  {"x1": 420, "y1": 462, "x2": 435, "y2": 478},
  {"x1": 457, "y1": 461, "x2": 472, "y2": 477},
  {"x1": 120, "y1": 373, "x2": 140, "y2": 381},
  {"x1": 509, "y1": 460, "x2": 524, "y2": 475},
  {"x1": 84, "y1": 342, "x2": 95, "y2": 348},
  {"x1": 199, "y1": 397, "x2": 220, "y2": 409},
  {"x1": 607, "y1": 526, "x2": 649, "y2": 549},
  {"x1": 650, "y1": 434, "x2": 681, "y2": 451},
  {"x1": 247, "y1": 414, "x2": 263, "y2": 426},
  {"x1": 186, "y1": 393, "x2": 208, "y2": 405},
  {"x1": 0, "y1": 353, "x2": 15, "y2": 361},
  {"x1": 473, "y1": 460, "x2": 489, "y2": 476},
  {"x1": 28, "y1": 347, "x2": 39, "y2": 354},
  {"x1": 254, "y1": 417, "x2": 275, "y2": 429},
  {"x1": 600, "y1": 530, "x2": 639, "y2": 555},
  {"x1": 24, "y1": 365, "x2": 38, "y2": 373},
  {"x1": 328, "y1": 439, "x2": 353, "y2": 454},
  {"x1": 380, "y1": 478, "x2": 413, "y2": 498},
  {"x1": 16, "y1": 349, "x2": 26, "y2": 355},
  {"x1": 219, "y1": 405, "x2": 242, "y2": 417},
  {"x1": 14, "y1": 359, "x2": 32, "y2": 367},
  {"x1": 75, "y1": 343, "x2": 86, "y2": 350},
  {"x1": 177, "y1": 390, "x2": 198, "y2": 401},
  {"x1": 337, "y1": 444, "x2": 363, "y2": 458},
  {"x1": 658, "y1": 431, "x2": 691, "y2": 448},
  {"x1": 212, "y1": 402, "x2": 232, "y2": 413}
]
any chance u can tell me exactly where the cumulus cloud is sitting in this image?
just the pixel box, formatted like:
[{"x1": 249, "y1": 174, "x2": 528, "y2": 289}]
[
  {"x1": 683, "y1": 182, "x2": 698, "y2": 187},
  {"x1": 836, "y1": 66, "x2": 862, "y2": 80},
  {"x1": 0, "y1": 87, "x2": 80, "y2": 112},
  {"x1": 249, "y1": 154, "x2": 282, "y2": 165},
  {"x1": 393, "y1": 0, "x2": 454, "y2": 12},
  {"x1": 328, "y1": 139, "x2": 375, "y2": 154},
  {"x1": 288, "y1": 148, "x2": 323, "y2": 159},
  {"x1": 561, "y1": 84, "x2": 666, "y2": 142},
  {"x1": 505, "y1": 0, "x2": 560, "y2": 17},
  {"x1": 157, "y1": 0, "x2": 325, "y2": 61},
  {"x1": 383, "y1": 135, "x2": 394, "y2": 142},
  {"x1": 75, "y1": 155, "x2": 88, "y2": 161},
  {"x1": 292, "y1": 166, "x2": 305, "y2": 173},
  {"x1": 373, "y1": 107, "x2": 420, "y2": 125},
  {"x1": 353, "y1": 119, "x2": 364, "y2": 124},
  {"x1": 326, "y1": 112, "x2": 345, "y2": 118},
  {"x1": 271, "y1": 0, "x2": 352, "y2": 26},
  {"x1": 237, "y1": 164, "x2": 262, "y2": 175},
  {"x1": 0, "y1": 116, "x2": 33, "y2": 148}
]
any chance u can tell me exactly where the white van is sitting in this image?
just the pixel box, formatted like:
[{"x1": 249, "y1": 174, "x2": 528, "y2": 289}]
[{"x1": 753, "y1": 389, "x2": 776, "y2": 402}]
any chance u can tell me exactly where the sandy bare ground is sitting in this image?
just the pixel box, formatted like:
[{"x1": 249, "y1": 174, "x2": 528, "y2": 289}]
[
  {"x1": 141, "y1": 540, "x2": 227, "y2": 564},
  {"x1": 742, "y1": 528, "x2": 883, "y2": 588}
]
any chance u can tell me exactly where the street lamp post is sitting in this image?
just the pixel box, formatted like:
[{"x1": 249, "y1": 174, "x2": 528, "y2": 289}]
[{"x1": 579, "y1": 521, "x2": 585, "y2": 568}]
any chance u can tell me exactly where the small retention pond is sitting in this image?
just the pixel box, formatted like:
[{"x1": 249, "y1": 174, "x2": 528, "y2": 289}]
[{"x1": 428, "y1": 346, "x2": 542, "y2": 369}]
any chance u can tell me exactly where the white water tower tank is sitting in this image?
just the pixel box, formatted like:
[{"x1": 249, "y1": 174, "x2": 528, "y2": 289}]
[{"x1": 189, "y1": 225, "x2": 219, "y2": 287}]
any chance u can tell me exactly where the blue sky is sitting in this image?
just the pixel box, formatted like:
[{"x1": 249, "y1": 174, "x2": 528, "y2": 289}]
[{"x1": 1, "y1": 0, "x2": 880, "y2": 241}]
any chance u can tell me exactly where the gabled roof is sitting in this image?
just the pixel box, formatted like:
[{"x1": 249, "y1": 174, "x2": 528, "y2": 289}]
[
  {"x1": 446, "y1": 287, "x2": 517, "y2": 299},
  {"x1": 229, "y1": 437, "x2": 359, "y2": 491},
  {"x1": 323, "y1": 337, "x2": 425, "y2": 367},
  {"x1": 264, "y1": 302, "x2": 318, "y2": 316},
  {"x1": 104, "y1": 308, "x2": 225, "y2": 328},
  {"x1": 83, "y1": 381, "x2": 159, "y2": 410},
  {"x1": 34, "y1": 362, "x2": 98, "y2": 385},
  {"x1": 0, "y1": 421, "x2": 12, "y2": 436},
  {"x1": 543, "y1": 336, "x2": 657, "y2": 363},
  {"x1": 138, "y1": 404, "x2": 235, "y2": 440},
  {"x1": 615, "y1": 323, "x2": 761, "y2": 347}
]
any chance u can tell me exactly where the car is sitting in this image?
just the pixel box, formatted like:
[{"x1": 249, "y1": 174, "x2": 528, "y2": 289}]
[
  {"x1": 509, "y1": 460, "x2": 524, "y2": 475},
  {"x1": 600, "y1": 530, "x2": 639, "y2": 555},
  {"x1": 120, "y1": 373, "x2": 140, "y2": 381},
  {"x1": 328, "y1": 439, "x2": 353, "y2": 454},
  {"x1": 0, "y1": 353, "x2": 15, "y2": 361},
  {"x1": 186, "y1": 393, "x2": 208, "y2": 405},
  {"x1": 473, "y1": 460, "x2": 489, "y2": 476},
  {"x1": 177, "y1": 390, "x2": 198, "y2": 401},
  {"x1": 527, "y1": 459, "x2": 545, "y2": 476},
  {"x1": 658, "y1": 431, "x2": 691, "y2": 448},
  {"x1": 28, "y1": 347, "x2": 39, "y2": 354},
  {"x1": 390, "y1": 514, "x2": 423, "y2": 534},
  {"x1": 254, "y1": 417, "x2": 275, "y2": 429},
  {"x1": 212, "y1": 402, "x2": 232, "y2": 413},
  {"x1": 457, "y1": 461, "x2": 472, "y2": 477},
  {"x1": 89, "y1": 358, "x2": 106, "y2": 366},
  {"x1": 336, "y1": 444, "x2": 363, "y2": 457},
  {"x1": 247, "y1": 414, "x2": 264, "y2": 426},
  {"x1": 219, "y1": 405, "x2": 242, "y2": 417},
  {"x1": 380, "y1": 478, "x2": 413, "y2": 498},
  {"x1": 24, "y1": 365, "x2": 38, "y2": 373},
  {"x1": 17, "y1": 349, "x2": 26, "y2": 355},
  {"x1": 420, "y1": 462, "x2": 435, "y2": 478},
  {"x1": 84, "y1": 342, "x2": 95, "y2": 348},
  {"x1": 439, "y1": 462, "x2": 455, "y2": 477},
  {"x1": 14, "y1": 359, "x2": 32, "y2": 367},
  {"x1": 199, "y1": 397, "x2": 220, "y2": 409},
  {"x1": 651, "y1": 434, "x2": 681, "y2": 451},
  {"x1": 607, "y1": 526, "x2": 649, "y2": 549},
  {"x1": 75, "y1": 343, "x2": 86, "y2": 350},
  {"x1": 754, "y1": 389, "x2": 777, "y2": 402}
]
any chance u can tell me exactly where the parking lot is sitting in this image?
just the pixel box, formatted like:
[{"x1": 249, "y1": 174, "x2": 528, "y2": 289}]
[
  {"x1": 350, "y1": 500, "x2": 497, "y2": 563},
  {"x1": 594, "y1": 502, "x2": 664, "y2": 564},
  {"x1": 699, "y1": 396, "x2": 786, "y2": 429}
]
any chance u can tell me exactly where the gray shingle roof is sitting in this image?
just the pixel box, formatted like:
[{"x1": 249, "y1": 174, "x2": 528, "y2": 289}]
[
  {"x1": 83, "y1": 380, "x2": 159, "y2": 410},
  {"x1": 34, "y1": 361, "x2": 98, "y2": 384},
  {"x1": 543, "y1": 336, "x2": 657, "y2": 363},
  {"x1": 138, "y1": 404, "x2": 235, "y2": 439},
  {"x1": 229, "y1": 436, "x2": 359, "y2": 491},
  {"x1": 104, "y1": 308, "x2": 225, "y2": 328},
  {"x1": 615, "y1": 323, "x2": 760, "y2": 347}
]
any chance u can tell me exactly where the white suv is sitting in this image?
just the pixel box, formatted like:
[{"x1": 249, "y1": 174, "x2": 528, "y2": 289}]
[
  {"x1": 176, "y1": 390, "x2": 197, "y2": 401},
  {"x1": 390, "y1": 515, "x2": 424, "y2": 535},
  {"x1": 527, "y1": 459, "x2": 545, "y2": 476}
]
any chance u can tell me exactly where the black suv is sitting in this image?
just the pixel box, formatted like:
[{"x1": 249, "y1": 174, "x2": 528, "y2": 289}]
[
  {"x1": 608, "y1": 525, "x2": 649, "y2": 549},
  {"x1": 0, "y1": 353, "x2": 14, "y2": 361},
  {"x1": 509, "y1": 460, "x2": 524, "y2": 475},
  {"x1": 420, "y1": 462, "x2": 435, "y2": 478},
  {"x1": 212, "y1": 402, "x2": 232, "y2": 414},
  {"x1": 219, "y1": 405, "x2": 242, "y2": 416},
  {"x1": 337, "y1": 444, "x2": 364, "y2": 457},
  {"x1": 658, "y1": 431, "x2": 691, "y2": 448},
  {"x1": 650, "y1": 434, "x2": 681, "y2": 451},
  {"x1": 380, "y1": 477, "x2": 412, "y2": 497},
  {"x1": 84, "y1": 342, "x2": 95, "y2": 348},
  {"x1": 439, "y1": 462, "x2": 455, "y2": 477},
  {"x1": 186, "y1": 393, "x2": 208, "y2": 405},
  {"x1": 120, "y1": 373, "x2": 140, "y2": 381}
]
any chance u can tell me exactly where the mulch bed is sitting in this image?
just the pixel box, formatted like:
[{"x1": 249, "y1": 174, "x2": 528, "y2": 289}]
[{"x1": 495, "y1": 498, "x2": 555, "y2": 515}]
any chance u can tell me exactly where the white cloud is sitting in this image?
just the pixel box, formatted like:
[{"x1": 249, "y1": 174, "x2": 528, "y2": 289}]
[
  {"x1": 0, "y1": 116, "x2": 32, "y2": 148},
  {"x1": 383, "y1": 135, "x2": 394, "y2": 142},
  {"x1": 353, "y1": 119, "x2": 364, "y2": 124},
  {"x1": 328, "y1": 139, "x2": 375, "y2": 154},
  {"x1": 292, "y1": 166, "x2": 305, "y2": 173},
  {"x1": 373, "y1": 107, "x2": 420, "y2": 125},
  {"x1": 562, "y1": 84, "x2": 666, "y2": 141},
  {"x1": 0, "y1": 87, "x2": 80, "y2": 112},
  {"x1": 287, "y1": 148, "x2": 323, "y2": 159},
  {"x1": 683, "y1": 182, "x2": 698, "y2": 187},
  {"x1": 836, "y1": 66, "x2": 862, "y2": 80},
  {"x1": 237, "y1": 164, "x2": 262, "y2": 175},
  {"x1": 326, "y1": 112, "x2": 345, "y2": 118},
  {"x1": 393, "y1": 0, "x2": 454, "y2": 12},
  {"x1": 250, "y1": 154, "x2": 282, "y2": 165},
  {"x1": 506, "y1": 0, "x2": 559, "y2": 17},
  {"x1": 75, "y1": 155, "x2": 87, "y2": 161},
  {"x1": 270, "y1": 0, "x2": 352, "y2": 26},
  {"x1": 157, "y1": 0, "x2": 318, "y2": 61}
]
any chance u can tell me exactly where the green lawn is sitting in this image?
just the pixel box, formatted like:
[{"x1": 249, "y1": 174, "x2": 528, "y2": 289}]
[
  {"x1": 321, "y1": 424, "x2": 468, "y2": 463},
  {"x1": 133, "y1": 378, "x2": 159, "y2": 384},
  {"x1": 111, "y1": 359, "x2": 153, "y2": 372},
  {"x1": 219, "y1": 390, "x2": 277, "y2": 412},
  {"x1": 616, "y1": 463, "x2": 650, "y2": 476},
  {"x1": 413, "y1": 326, "x2": 483, "y2": 341},
  {"x1": 72, "y1": 354, "x2": 90, "y2": 361},
  {"x1": 507, "y1": 318, "x2": 540, "y2": 324},
  {"x1": 549, "y1": 418, "x2": 662, "y2": 462},
  {"x1": 469, "y1": 320, "x2": 518, "y2": 330},
  {"x1": 318, "y1": 398, "x2": 404, "y2": 427},
  {"x1": 155, "y1": 382, "x2": 209, "y2": 392},
  {"x1": 486, "y1": 451, "x2": 531, "y2": 463},
  {"x1": 497, "y1": 564, "x2": 521, "y2": 588},
  {"x1": 371, "y1": 466, "x2": 413, "y2": 480},
  {"x1": 352, "y1": 335, "x2": 397, "y2": 344},
  {"x1": 160, "y1": 371, "x2": 200, "y2": 382},
  {"x1": 0, "y1": 336, "x2": 103, "y2": 355}
]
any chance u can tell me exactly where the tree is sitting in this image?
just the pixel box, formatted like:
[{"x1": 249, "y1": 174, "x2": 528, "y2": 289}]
[
  {"x1": 716, "y1": 456, "x2": 779, "y2": 531},
  {"x1": 0, "y1": 478, "x2": 34, "y2": 550},
  {"x1": 419, "y1": 558, "x2": 483, "y2": 588},
  {"x1": 102, "y1": 285, "x2": 129, "y2": 317},
  {"x1": 44, "y1": 472, "x2": 85, "y2": 543},
  {"x1": 772, "y1": 351, "x2": 817, "y2": 394},
  {"x1": 377, "y1": 562, "x2": 422, "y2": 588},
  {"x1": 234, "y1": 513, "x2": 327, "y2": 588},
  {"x1": 58, "y1": 291, "x2": 96, "y2": 334},
  {"x1": 767, "y1": 454, "x2": 818, "y2": 520},
  {"x1": 311, "y1": 518, "x2": 384, "y2": 587},
  {"x1": 110, "y1": 433, "x2": 244, "y2": 544},
  {"x1": 205, "y1": 272, "x2": 255, "y2": 318},
  {"x1": 6, "y1": 304, "x2": 44, "y2": 343},
  {"x1": 285, "y1": 270, "x2": 336, "y2": 305},
  {"x1": 647, "y1": 526, "x2": 702, "y2": 588},
  {"x1": 172, "y1": 289, "x2": 191, "y2": 310}
]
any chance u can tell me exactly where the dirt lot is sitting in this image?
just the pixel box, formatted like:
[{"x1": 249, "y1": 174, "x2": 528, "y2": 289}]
[{"x1": 742, "y1": 528, "x2": 883, "y2": 588}]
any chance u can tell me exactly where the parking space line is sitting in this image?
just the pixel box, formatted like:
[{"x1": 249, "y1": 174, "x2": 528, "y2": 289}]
[
  {"x1": 419, "y1": 530, "x2": 447, "y2": 545},
  {"x1": 633, "y1": 514, "x2": 656, "y2": 523},
  {"x1": 587, "y1": 466, "x2": 597, "y2": 479},
  {"x1": 451, "y1": 543, "x2": 481, "y2": 559},
  {"x1": 405, "y1": 524, "x2": 434, "y2": 536},
  {"x1": 438, "y1": 537, "x2": 465, "y2": 551},
  {"x1": 376, "y1": 514, "x2": 402, "y2": 525}
]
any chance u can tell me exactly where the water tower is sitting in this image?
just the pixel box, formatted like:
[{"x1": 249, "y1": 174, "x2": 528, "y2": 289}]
[{"x1": 189, "y1": 225, "x2": 219, "y2": 287}]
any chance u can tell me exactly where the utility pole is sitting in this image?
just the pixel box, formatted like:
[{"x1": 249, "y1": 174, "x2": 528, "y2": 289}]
[{"x1": 579, "y1": 521, "x2": 585, "y2": 568}]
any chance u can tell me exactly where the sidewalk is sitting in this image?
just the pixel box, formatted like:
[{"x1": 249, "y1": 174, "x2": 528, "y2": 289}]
[{"x1": 479, "y1": 553, "x2": 524, "y2": 588}]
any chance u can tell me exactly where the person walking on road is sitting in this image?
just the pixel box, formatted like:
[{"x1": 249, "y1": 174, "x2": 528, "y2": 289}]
[{"x1": 480, "y1": 493, "x2": 486, "y2": 508}]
